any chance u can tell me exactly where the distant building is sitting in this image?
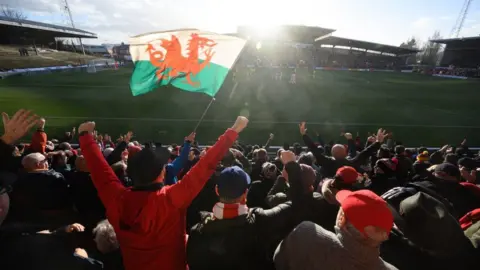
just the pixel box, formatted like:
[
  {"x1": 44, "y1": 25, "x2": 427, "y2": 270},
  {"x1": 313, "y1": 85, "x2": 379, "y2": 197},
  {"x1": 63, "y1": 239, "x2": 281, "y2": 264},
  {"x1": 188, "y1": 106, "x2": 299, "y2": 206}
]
[{"x1": 112, "y1": 43, "x2": 131, "y2": 61}]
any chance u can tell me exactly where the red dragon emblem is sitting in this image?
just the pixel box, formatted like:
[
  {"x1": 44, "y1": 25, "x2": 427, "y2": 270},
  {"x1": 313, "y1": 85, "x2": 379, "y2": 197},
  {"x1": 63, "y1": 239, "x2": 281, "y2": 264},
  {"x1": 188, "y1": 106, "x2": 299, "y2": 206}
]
[{"x1": 146, "y1": 33, "x2": 217, "y2": 87}]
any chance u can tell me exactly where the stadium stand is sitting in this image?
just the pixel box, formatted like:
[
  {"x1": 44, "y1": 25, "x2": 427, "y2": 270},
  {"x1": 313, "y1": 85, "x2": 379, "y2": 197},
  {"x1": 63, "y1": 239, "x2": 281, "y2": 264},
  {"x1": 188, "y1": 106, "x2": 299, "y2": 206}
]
[
  {"x1": 237, "y1": 25, "x2": 417, "y2": 70},
  {"x1": 431, "y1": 36, "x2": 480, "y2": 78},
  {"x1": 0, "y1": 15, "x2": 96, "y2": 45},
  {"x1": 0, "y1": 15, "x2": 106, "y2": 71}
]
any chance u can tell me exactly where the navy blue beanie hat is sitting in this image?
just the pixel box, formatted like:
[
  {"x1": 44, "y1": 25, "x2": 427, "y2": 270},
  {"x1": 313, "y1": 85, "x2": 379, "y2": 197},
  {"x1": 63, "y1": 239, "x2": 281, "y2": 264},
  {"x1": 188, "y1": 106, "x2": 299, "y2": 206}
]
[{"x1": 217, "y1": 166, "x2": 251, "y2": 200}]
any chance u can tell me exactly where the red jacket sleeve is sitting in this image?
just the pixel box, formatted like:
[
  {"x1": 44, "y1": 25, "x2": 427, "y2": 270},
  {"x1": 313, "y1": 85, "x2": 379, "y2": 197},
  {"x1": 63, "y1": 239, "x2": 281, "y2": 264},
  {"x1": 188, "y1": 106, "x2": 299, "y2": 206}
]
[
  {"x1": 80, "y1": 133, "x2": 126, "y2": 212},
  {"x1": 30, "y1": 129, "x2": 47, "y2": 153},
  {"x1": 165, "y1": 128, "x2": 238, "y2": 209}
]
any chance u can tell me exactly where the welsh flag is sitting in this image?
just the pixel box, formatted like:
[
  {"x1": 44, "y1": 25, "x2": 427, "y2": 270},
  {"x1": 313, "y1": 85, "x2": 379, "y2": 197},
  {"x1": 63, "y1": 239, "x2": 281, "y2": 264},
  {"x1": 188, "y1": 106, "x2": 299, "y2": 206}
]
[{"x1": 129, "y1": 29, "x2": 246, "y2": 97}]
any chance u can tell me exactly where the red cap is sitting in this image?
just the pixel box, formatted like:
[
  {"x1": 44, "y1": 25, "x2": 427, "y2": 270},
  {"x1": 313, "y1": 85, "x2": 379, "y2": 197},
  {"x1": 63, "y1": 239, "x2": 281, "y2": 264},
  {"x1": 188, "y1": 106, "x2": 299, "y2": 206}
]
[
  {"x1": 336, "y1": 189, "x2": 393, "y2": 235},
  {"x1": 336, "y1": 166, "x2": 361, "y2": 184}
]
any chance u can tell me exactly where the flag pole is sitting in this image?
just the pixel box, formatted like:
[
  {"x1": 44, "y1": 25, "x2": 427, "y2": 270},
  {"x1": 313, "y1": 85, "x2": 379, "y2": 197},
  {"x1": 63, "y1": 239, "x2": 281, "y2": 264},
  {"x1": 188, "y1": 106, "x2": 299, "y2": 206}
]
[
  {"x1": 192, "y1": 37, "x2": 248, "y2": 132},
  {"x1": 193, "y1": 97, "x2": 216, "y2": 132}
]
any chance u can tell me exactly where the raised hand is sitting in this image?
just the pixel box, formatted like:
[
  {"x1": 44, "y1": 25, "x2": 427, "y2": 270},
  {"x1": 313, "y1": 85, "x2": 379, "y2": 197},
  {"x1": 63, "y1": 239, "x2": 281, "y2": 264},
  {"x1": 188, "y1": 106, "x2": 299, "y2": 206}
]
[
  {"x1": 125, "y1": 131, "x2": 133, "y2": 142},
  {"x1": 185, "y1": 132, "x2": 196, "y2": 142},
  {"x1": 375, "y1": 128, "x2": 387, "y2": 143},
  {"x1": 439, "y1": 144, "x2": 450, "y2": 153},
  {"x1": 299, "y1": 122, "x2": 307, "y2": 135},
  {"x1": 74, "y1": 248, "x2": 88, "y2": 258},
  {"x1": 344, "y1": 132, "x2": 353, "y2": 140},
  {"x1": 232, "y1": 116, "x2": 249, "y2": 133},
  {"x1": 1, "y1": 109, "x2": 39, "y2": 144},
  {"x1": 66, "y1": 223, "x2": 85, "y2": 233},
  {"x1": 78, "y1": 122, "x2": 96, "y2": 135}
]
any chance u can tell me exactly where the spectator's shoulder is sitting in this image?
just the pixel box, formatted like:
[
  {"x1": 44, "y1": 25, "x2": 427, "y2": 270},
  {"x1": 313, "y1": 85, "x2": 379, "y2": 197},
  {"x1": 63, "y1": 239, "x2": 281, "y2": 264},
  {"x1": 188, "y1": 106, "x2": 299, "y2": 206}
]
[{"x1": 293, "y1": 221, "x2": 336, "y2": 243}]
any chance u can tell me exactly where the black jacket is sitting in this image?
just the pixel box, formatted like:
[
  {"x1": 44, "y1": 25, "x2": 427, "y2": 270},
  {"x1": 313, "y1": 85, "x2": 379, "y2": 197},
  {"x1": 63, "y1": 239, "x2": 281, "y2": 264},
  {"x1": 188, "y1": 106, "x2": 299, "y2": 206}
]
[
  {"x1": 67, "y1": 171, "x2": 106, "y2": 227},
  {"x1": 415, "y1": 178, "x2": 480, "y2": 219},
  {"x1": 186, "y1": 162, "x2": 303, "y2": 270},
  {"x1": 394, "y1": 155, "x2": 413, "y2": 184},
  {"x1": 9, "y1": 170, "x2": 74, "y2": 226},
  {"x1": 303, "y1": 134, "x2": 380, "y2": 178},
  {"x1": 247, "y1": 178, "x2": 275, "y2": 209}
]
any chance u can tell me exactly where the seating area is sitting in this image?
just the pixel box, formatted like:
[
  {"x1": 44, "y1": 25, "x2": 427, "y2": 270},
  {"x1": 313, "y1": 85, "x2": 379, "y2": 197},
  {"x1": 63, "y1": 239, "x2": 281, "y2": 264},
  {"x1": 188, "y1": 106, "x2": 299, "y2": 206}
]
[{"x1": 0, "y1": 45, "x2": 101, "y2": 70}]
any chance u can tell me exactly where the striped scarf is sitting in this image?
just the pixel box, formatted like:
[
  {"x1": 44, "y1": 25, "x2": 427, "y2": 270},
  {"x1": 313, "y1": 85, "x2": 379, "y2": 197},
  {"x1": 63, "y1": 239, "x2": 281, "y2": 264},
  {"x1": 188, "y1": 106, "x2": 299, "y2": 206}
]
[{"x1": 212, "y1": 202, "x2": 248, "y2": 219}]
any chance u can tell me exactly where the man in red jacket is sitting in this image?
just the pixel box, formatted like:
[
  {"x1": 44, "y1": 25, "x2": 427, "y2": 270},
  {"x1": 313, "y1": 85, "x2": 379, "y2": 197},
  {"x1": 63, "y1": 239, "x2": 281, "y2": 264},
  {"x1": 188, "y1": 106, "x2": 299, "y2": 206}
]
[{"x1": 78, "y1": 116, "x2": 249, "y2": 270}]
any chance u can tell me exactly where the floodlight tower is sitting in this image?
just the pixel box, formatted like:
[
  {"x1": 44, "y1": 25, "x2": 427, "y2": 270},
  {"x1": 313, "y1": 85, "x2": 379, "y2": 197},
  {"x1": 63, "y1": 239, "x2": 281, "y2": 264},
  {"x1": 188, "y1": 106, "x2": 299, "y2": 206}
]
[
  {"x1": 63, "y1": 0, "x2": 85, "y2": 55},
  {"x1": 450, "y1": 0, "x2": 473, "y2": 38}
]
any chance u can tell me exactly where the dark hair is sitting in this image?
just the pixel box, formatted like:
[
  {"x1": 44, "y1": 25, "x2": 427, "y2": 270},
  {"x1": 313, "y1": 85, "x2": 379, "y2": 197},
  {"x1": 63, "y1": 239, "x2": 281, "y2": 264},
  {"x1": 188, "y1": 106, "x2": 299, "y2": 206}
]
[
  {"x1": 378, "y1": 146, "x2": 391, "y2": 158},
  {"x1": 283, "y1": 143, "x2": 290, "y2": 151},
  {"x1": 293, "y1": 143, "x2": 303, "y2": 156},
  {"x1": 418, "y1": 147, "x2": 428, "y2": 154},
  {"x1": 298, "y1": 153, "x2": 314, "y2": 166},
  {"x1": 395, "y1": 145, "x2": 406, "y2": 155},
  {"x1": 221, "y1": 150, "x2": 236, "y2": 167}
]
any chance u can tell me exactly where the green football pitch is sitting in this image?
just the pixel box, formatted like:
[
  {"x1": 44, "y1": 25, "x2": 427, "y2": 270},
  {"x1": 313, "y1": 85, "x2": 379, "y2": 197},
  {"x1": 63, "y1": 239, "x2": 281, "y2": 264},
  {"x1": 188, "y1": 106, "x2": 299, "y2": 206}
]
[{"x1": 0, "y1": 67, "x2": 479, "y2": 146}]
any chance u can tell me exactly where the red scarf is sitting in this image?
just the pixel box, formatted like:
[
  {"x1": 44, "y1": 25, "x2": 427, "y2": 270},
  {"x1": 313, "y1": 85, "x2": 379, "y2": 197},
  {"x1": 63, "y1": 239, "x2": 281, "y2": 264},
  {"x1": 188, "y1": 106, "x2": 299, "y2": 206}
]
[{"x1": 212, "y1": 202, "x2": 248, "y2": 219}]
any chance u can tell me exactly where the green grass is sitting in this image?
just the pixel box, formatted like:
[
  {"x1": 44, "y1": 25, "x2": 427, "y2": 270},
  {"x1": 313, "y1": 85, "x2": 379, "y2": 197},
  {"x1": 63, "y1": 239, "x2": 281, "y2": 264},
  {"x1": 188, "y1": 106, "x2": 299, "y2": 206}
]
[{"x1": 0, "y1": 67, "x2": 479, "y2": 146}]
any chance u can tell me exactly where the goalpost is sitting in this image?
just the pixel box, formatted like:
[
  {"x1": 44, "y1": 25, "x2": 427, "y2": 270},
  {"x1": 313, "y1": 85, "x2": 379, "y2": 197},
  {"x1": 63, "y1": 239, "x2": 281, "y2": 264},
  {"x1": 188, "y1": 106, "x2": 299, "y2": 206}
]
[{"x1": 87, "y1": 58, "x2": 118, "y2": 73}]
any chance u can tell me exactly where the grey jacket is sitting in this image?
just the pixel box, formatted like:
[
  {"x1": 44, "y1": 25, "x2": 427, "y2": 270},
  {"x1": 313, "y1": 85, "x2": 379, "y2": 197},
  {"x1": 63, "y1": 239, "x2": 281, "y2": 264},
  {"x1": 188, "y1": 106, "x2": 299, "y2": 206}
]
[{"x1": 274, "y1": 221, "x2": 397, "y2": 270}]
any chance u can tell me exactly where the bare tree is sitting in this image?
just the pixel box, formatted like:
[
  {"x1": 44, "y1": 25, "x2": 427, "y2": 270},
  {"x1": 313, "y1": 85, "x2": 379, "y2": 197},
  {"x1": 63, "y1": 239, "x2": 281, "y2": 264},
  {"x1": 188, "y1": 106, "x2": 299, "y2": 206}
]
[
  {"x1": 400, "y1": 37, "x2": 419, "y2": 50},
  {"x1": 419, "y1": 31, "x2": 443, "y2": 66},
  {"x1": 1, "y1": 5, "x2": 27, "y2": 20}
]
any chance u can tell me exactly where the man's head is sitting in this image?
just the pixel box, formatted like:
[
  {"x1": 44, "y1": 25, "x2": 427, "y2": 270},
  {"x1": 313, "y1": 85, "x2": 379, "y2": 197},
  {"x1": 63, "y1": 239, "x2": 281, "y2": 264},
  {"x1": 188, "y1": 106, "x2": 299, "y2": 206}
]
[
  {"x1": 299, "y1": 164, "x2": 316, "y2": 193},
  {"x1": 262, "y1": 162, "x2": 278, "y2": 180},
  {"x1": 374, "y1": 158, "x2": 397, "y2": 177},
  {"x1": 75, "y1": 155, "x2": 89, "y2": 172},
  {"x1": 394, "y1": 145, "x2": 406, "y2": 156},
  {"x1": 255, "y1": 148, "x2": 268, "y2": 163},
  {"x1": 127, "y1": 147, "x2": 170, "y2": 187},
  {"x1": 336, "y1": 189, "x2": 393, "y2": 246},
  {"x1": 444, "y1": 153, "x2": 459, "y2": 165},
  {"x1": 189, "y1": 148, "x2": 200, "y2": 161},
  {"x1": 433, "y1": 163, "x2": 460, "y2": 182},
  {"x1": 377, "y1": 146, "x2": 391, "y2": 158},
  {"x1": 57, "y1": 142, "x2": 72, "y2": 151},
  {"x1": 332, "y1": 166, "x2": 361, "y2": 190},
  {"x1": 331, "y1": 144, "x2": 347, "y2": 160},
  {"x1": 298, "y1": 152, "x2": 315, "y2": 166},
  {"x1": 22, "y1": 153, "x2": 48, "y2": 172},
  {"x1": 216, "y1": 166, "x2": 251, "y2": 204},
  {"x1": 93, "y1": 220, "x2": 119, "y2": 254}
]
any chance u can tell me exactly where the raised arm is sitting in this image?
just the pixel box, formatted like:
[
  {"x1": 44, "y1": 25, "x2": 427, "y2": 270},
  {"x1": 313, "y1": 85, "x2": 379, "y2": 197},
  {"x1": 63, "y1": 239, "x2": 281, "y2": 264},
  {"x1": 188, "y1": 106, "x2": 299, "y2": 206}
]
[
  {"x1": 0, "y1": 109, "x2": 38, "y2": 172},
  {"x1": 255, "y1": 151, "x2": 303, "y2": 230},
  {"x1": 30, "y1": 118, "x2": 47, "y2": 154},
  {"x1": 170, "y1": 133, "x2": 194, "y2": 175},
  {"x1": 79, "y1": 122, "x2": 126, "y2": 212},
  {"x1": 350, "y1": 128, "x2": 386, "y2": 165},
  {"x1": 165, "y1": 116, "x2": 248, "y2": 209},
  {"x1": 300, "y1": 122, "x2": 334, "y2": 167},
  {"x1": 344, "y1": 133, "x2": 356, "y2": 158}
]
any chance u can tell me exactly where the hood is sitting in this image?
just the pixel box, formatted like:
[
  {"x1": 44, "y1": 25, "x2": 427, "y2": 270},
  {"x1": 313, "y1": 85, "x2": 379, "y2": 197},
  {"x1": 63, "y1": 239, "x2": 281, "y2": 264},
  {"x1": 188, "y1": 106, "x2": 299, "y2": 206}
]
[{"x1": 119, "y1": 184, "x2": 163, "y2": 234}]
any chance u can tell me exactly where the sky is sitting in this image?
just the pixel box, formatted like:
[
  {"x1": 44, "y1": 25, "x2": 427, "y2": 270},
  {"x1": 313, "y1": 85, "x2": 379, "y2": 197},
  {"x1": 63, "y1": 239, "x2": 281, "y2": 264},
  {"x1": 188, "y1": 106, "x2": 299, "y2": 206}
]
[{"x1": 2, "y1": 0, "x2": 480, "y2": 46}]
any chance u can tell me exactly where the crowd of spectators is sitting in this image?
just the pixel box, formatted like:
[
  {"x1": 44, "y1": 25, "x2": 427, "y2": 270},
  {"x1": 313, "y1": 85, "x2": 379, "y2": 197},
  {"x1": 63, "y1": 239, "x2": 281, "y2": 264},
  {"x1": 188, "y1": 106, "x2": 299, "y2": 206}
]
[
  {"x1": 1, "y1": 109, "x2": 480, "y2": 270},
  {"x1": 240, "y1": 43, "x2": 400, "y2": 70}
]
